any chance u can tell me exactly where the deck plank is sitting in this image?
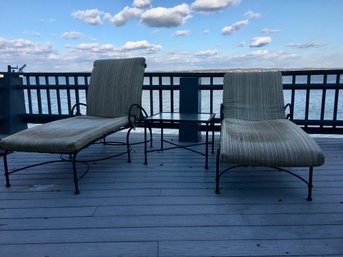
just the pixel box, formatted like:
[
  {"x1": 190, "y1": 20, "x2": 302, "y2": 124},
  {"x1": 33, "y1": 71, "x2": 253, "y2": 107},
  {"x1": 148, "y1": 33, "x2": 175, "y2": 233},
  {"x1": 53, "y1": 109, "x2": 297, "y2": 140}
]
[
  {"x1": 0, "y1": 132, "x2": 342, "y2": 257},
  {"x1": 0, "y1": 242, "x2": 158, "y2": 257},
  {"x1": 159, "y1": 239, "x2": 343, "y2": 256},
  {"x1": 1, "y1": 225, "x2": 343, "y2": 244}
]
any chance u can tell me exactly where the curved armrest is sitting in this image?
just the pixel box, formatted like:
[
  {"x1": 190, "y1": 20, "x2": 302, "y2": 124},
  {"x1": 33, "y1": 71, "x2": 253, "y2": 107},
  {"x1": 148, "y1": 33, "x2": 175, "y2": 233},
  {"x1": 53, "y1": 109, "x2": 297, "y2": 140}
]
[
  {"x1": 128, "y1": 104, "x2": 148, "y2": 129},
  {"x1": 70, "y1": 103, "x2": 87, "y2": 116},
  {"x1": 284, "y1": 103, "x2": 293, "y2": 120}
]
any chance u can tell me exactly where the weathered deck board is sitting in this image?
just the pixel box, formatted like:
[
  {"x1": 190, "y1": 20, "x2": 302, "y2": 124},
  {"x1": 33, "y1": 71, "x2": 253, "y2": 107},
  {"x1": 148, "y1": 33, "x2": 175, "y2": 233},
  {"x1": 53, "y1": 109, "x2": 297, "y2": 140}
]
[{"x1": 0, "y1": 132, "x2": 342, "y2": 257}]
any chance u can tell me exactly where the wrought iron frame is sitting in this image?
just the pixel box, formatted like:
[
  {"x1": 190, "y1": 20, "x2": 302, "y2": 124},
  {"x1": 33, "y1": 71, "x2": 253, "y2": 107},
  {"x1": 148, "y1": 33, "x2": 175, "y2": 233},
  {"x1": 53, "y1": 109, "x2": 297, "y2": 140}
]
[{"x1": 215, "y1": 147, "x2": 314, "y2": 201}]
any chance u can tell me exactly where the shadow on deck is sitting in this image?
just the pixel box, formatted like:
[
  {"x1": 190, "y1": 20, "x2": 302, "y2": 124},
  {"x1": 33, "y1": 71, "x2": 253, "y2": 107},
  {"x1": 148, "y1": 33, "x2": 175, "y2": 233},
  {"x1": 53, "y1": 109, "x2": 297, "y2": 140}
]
[{"x1": 0, "y1": 131, "x2": 342, "y2": 256}]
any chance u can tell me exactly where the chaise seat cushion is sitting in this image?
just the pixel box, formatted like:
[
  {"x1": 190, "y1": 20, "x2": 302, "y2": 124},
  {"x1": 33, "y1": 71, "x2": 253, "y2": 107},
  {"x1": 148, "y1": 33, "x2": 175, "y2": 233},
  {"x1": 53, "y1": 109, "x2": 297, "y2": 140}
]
[
  {"x1": 220, "y1": 118, "x2": 325, "y2": 167},
  {"x1": 0, "y1": 115, "x2": 128, "y2": 154}
]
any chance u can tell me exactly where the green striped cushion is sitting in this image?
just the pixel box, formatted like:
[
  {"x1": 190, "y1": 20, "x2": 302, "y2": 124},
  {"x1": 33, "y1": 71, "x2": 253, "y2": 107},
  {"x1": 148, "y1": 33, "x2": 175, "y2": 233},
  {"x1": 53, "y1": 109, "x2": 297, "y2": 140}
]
[
  {"x1": 220, "y1": 118, "x2": 325, "y2": 167},
  {"x1": 0, "y1": 116, "x2": 128, "y2": 153},
  {"x1": 223, "y1": 71, "x2": 286, "y2": 120},
  {"x1": 87, "y1": 57, "x2": 146, "y2": 118}
]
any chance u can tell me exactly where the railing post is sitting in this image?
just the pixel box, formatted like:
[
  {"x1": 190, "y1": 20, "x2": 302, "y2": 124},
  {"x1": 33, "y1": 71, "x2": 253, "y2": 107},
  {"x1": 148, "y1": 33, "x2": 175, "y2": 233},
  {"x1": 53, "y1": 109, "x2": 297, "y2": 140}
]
[
  {"x1": 179, "y1": 77, "x2": 201, "y2": 142},
  {"x1": 0, "y1": 71, "x2": 27, "y2": 135}
]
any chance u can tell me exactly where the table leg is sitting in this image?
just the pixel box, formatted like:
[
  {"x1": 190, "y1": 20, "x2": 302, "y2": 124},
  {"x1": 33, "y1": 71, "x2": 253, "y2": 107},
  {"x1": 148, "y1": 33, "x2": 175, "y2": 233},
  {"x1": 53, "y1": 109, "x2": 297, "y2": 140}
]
[
  {"x1": 205, "y1": 121, "x2": 209, "y2": 169},
  {"x1": 211, "y1": 119, "x2": 215, "y2": 153},
  {"x1": 144, "y1": 121, "x2": 147, "y2": 165},
  {"x1": 161, "y1": 122, "x2": 164, "y2": 150}
]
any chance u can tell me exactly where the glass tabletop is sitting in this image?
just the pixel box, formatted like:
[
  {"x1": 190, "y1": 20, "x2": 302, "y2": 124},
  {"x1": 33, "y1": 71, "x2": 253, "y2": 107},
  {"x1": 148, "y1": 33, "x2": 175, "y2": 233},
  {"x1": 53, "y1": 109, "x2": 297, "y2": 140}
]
[{"x1": 145, "y1": 112, "x2": 215, "y2": 122}]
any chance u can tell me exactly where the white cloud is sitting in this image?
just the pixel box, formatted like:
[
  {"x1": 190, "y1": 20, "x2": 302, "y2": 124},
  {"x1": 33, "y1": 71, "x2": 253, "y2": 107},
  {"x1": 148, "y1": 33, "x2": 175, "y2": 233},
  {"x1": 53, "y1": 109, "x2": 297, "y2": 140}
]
[
  {"x1": 227, "y1": 50, "x2": 299, "y2": 68},
  {"x1": 286, "y1": 41, "x2": 322, "y2": 49},
  {"x1": 230, "y1": 50, "x2": 297, "y2": 63},
  {"x1": 147, "y1": 51, "x2": 207, "y2": 71},
  {"x1": 245, "y1": 50, "x2": 297, "y2": 60},
  {"x1": 191, "y1": 0, "x2": 240, "y2": 12},
  {"x1": 122, "y1": 40, "x2": 162, "y2": 52},
  {"x1": 203, "y1": 29, "x2": 210, "y2": 35},
  {"x1": 244, "y1": 11, "x2": 261, "y2": 19},
  {"x1": 61, "y1": 32, "x2": 85, "y2": 40},
  {"x1": 261, "y1": 28, "x2": 281, "y2": 34},
  {"x1": 133, "y1": 0, "x2": 151, "y2": 9},
  {"x1": 221, "y1": 26, "x2": 234, "y2": 35},
  {"x1": 173, "y1": 30, "x2": 190, "y2": 37},
  {"x1": 250, "y1": 36, "x2": 272, "y2": 47},
  {"x1": 69, "y1": 43, "x2": 118, "y2": 53},
  {"x1": 0, "y1": 37, "x2": 53, "y2": 56},
  {"x1": 0, "y1": 37, "x2": 57, "y2": 71},
  {"x1": 46, "y1": 43, "x2": 125, "y2": 71},
  {"x1": 195, "y1": 49, "x2": 218, "y2": 57},
  {"x1": 104, "y1": 6, "x2": 142, "y2": 26},
  {"x1": 221, "y1": 11, "x2": 258, "y2": 36},
  {"x1": 245, "y1": 50, "x2": 272, "y2": 58},
  {"x1": 140, "y1": 4, "x2": 191, "y2": 28},
  {"x1": 23, "y1": 31, "x2": 41, "y2": 37},
  {"x1": 222, "y1": 19, "x2": 248, "y2": 35},
  {"x1": 72, "y1": 9, "x2": 102, "y2": 25}
]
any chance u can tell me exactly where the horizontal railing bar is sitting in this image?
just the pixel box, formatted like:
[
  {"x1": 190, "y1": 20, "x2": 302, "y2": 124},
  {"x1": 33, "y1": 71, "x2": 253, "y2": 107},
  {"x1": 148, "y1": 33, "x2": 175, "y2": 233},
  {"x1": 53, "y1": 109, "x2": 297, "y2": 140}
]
[
  {"x1": 17, "y1": 85, "x2": 89, "y2": 90},
  {"x1": 17, "y1": 70, "x2": 343, "y2": 80},
  {"x1": 301, "y1": 127, "x2": 343, "y2": 134},
  {"x1": 293, "y1": 119, "x2": 343, "y2": 126},
  {"x1": 283, "y1": 84, "x2": 342, "y2": 89},
  {"x1": 143, "y1": 85, "x2": 225, "y2": 90},
  {"x1": 19, "y1": 84, "x2": 343, "y2": 90},
  {"x1": 282, "y1": 69, "x2": 343, "y2": 75}
]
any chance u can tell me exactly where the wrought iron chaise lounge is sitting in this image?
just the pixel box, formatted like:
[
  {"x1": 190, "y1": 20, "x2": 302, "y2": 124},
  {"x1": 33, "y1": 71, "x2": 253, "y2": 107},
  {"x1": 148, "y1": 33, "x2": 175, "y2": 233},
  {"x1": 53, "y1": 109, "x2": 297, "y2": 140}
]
[
  {"x1": 216, "y1": 71, "x2": 325, "y2": 201},
  {"x1": 0, "y1": 57, "x2": 146, "y2": 194}
]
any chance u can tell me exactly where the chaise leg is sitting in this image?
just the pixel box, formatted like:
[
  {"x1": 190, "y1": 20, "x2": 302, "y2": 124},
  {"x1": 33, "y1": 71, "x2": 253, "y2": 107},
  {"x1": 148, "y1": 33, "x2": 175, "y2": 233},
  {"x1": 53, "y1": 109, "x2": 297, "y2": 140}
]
[
  {"x1": 215, "y1": 148, "x2": 220, "y2": 194},
  {"x1": 307, "y1": 167, "x2": 313, "y2": 201},
  {"x1": 127, "y1": 127, "x2": 133, "y2": 163},
  {"x1": 3, "y1": 151, "x2": 11, "y2": 187},
  {"x1": 72, "y1": 154, "x2": 80, "y2": 195},
  {"x1": 149, "y1": 126, "x2": 153, "y2": 148}
]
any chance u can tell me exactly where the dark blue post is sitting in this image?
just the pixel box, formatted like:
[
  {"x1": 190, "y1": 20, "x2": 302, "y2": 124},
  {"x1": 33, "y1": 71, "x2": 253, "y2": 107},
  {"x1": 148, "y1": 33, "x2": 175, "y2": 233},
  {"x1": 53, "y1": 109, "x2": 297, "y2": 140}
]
[
  {"x1": 179, "y1": 77, "x2": 201, "y2": 142},
  {"x1": 0, "y1": 70, "x2": 27, "y2": 135}
]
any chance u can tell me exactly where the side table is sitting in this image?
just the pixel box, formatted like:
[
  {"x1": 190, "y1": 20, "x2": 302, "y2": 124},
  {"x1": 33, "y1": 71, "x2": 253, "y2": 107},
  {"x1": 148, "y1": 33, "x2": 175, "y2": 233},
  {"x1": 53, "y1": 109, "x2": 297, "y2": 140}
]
[{"x1": 143, "y1": 112, "x2": 215, "y2": 169}]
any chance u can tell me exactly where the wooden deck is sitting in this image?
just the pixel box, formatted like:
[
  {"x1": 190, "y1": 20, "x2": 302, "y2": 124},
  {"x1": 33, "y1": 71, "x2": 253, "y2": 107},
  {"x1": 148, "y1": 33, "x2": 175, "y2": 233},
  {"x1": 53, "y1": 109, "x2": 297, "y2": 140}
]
[{"x1": 0, "y1": 131, "x2": 342, "y2": 257}]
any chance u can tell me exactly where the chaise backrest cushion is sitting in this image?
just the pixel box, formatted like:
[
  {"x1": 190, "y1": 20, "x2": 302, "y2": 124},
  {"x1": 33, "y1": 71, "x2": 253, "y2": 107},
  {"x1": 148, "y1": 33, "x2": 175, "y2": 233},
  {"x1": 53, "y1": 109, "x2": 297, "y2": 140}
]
[
  {"x1": 87, "y1": 57, "x2": 146, "y2": 118},
  {"x1": 223, "y1": 71, "x2": 286, "y2": 121}
]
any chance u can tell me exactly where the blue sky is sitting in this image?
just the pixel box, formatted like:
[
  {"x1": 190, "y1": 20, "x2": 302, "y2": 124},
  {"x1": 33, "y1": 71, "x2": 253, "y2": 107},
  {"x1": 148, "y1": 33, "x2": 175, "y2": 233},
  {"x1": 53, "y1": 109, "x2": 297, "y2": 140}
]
[{"x1": 0, "y1": 0, "x2": 342, "y2": 72}]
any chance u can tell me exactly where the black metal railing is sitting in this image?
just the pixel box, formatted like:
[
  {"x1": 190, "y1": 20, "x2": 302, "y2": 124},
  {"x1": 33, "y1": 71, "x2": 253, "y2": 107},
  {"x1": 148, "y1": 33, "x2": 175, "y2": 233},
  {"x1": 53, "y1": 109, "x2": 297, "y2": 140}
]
[
  {"x1": 3, "y1": 69, "x2": 343, "y2": 134},
  {"x1": 282, "y1": 70, "x2": 343, "y2": 133}
]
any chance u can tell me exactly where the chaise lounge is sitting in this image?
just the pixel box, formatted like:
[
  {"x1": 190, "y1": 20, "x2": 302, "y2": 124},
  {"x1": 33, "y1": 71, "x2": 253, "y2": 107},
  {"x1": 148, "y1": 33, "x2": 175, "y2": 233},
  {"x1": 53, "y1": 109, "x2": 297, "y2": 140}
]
[
  {"x1": 0, "y1": 57, "x2": 146, "y2": 194},
  {"x1": 216, "y1": 71, "x2": 325, "y2": 200}
]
